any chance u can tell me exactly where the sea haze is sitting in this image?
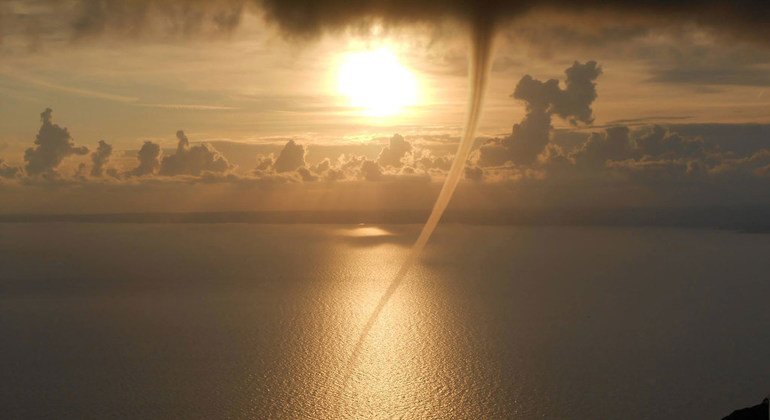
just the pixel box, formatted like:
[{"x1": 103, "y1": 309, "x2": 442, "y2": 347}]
[{"x1": 0, "y1": 223, "x2": 768, "y2": 418}]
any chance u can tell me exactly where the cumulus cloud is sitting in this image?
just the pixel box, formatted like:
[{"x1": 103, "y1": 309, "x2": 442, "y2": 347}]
[
  {"x1": 633, "y1": 125, "x2": 706, "y2": 159},
  {"x1": 22, "y1": 108, "x2": 90, "y2": 176},
  {"x1": 159, "y1": 130, "x2": 233, "y2": 176},
  {"x1": 461, "y1": 59, "x2": 770, "y2": 200},
  {"x1": 90, "y1": 140, "x2": 114, "y2": 177},
  {"x1": 414, "y1": 149, "x2": 452, "y2": 172},
  {"x1": 252, "y1": 139, "x2": 329, "y2": 181},
  {"x1": 273, "y1": 139, "x2": 306, "y2": 173},
  {"x1": 571, "y1": 126, "x2": 632, "y2": 167},
  {"x1": 249, "y1": 135, "x2": 438, "y2": 183},
  {"x1": 478, "y1": 61, "x2": 601, "y2": 166},
  {"x1": 550, "y1": 124, "x2": 734, "y2": 180},
  {"x1": 521, "y1": 123, "x2": 770, "y2": 201},
  {"x1": 129, "y1": 141, "x2": 163, "y2": 177},
  {"x1": 377, "y1": 134, "x2": 411, "y2": 168},
  {"x1": 254, "y1": 154, "x2": 274, "y2": 172},
  {"x1": 359, "y1": 159, "x2": 383, "y2": 181},
  {"x1": 296, "y1": 166, "x2": 318, "y2": 181}
]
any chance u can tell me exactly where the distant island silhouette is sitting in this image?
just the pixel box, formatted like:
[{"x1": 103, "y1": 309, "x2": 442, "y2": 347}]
[{"x1": 723, "y1": 397, "x2": 769, "y2": 420}]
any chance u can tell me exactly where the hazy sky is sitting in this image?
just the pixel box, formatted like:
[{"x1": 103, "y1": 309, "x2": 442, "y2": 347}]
[{"x1": 1, "y1": 0, "x2": 769, "y2": 214}]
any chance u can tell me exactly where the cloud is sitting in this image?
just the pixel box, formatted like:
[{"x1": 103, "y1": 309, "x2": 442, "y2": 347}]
[
  {"x1": 90, "y1": 140, "x2": 114, "y2": 177},
  {"x1": 478, "y1": 61, "x2": 601, "y2": 166},
  {"x1": 254, "y1": 154, "x2": 274, "y2": 172},
  {"x1": 359, "y1": 158, "x2": 383, "y2": 181},
  {"x1": 0, "y1": 66, "x2": 139, "y2": 102},
  {"x1": 249, "y1": 136, "x2": 438, "y2": 183},
  {"x1": 71, "y1": 0, "x2": 245, "y2": 38},
  {"x1": 158, "y1": 130, "x2": 234, "y2": 176},
  {"x1": 258, "y1": 0, "x2": 770, "y2": 45},
  {"x1": 252, "y1": 139, "x2": 329, "y2": 181},
  {"x1": 273, "y1": 139, "x2": 306, "y2": 173},
  {"x1": 24, "y1": 108, "x2": 90, "y2": 176},
  {"x1": 571, "y1": 126, "x2": 632, "y2": 167},
  {"x1": 464, "y1": 165, "x2": 483, "y2": 182},
  {"x1": 648, "y1": 65, "x2": 770, "y2": 87},
  {"x1": 377, "y1": 133, "x2": 411, "y2": 168},
  {"x1": 3, "y1": 0, "x2": 769, "y2": 50},
  {"x1": 639, "y1": 41, "x2": 770, "y2": 88},
  {"x1": 129, "y1": 141, "x2": 162, "y2": 176},
  {"x1": 137, "y1": 103, "x2": 239, "y2": 110},
  {"x1": 413, "y1": 148, "x2": 452, "y2": 172},
  {"x1": 633, "y1": 126, "x2": 706, "y2": 159},
  {"x1": 0, "y1": 159, "x2": 20, "y2": 179},
  {"x1": 296, "y1": 166, "x2": 318, "y2": 181}
]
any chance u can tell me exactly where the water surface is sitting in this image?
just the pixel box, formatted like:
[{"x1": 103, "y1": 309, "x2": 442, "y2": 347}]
[{"x1": 0, "y1": 224, "x2": 768, "y2": 418}]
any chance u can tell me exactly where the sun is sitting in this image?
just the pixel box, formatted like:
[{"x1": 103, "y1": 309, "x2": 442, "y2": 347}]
[{"x1": 337, "y1": 48, "x2": 419, "y2": 118}]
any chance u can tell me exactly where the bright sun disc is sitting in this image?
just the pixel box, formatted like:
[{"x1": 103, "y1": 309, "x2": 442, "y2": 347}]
[{"x1": 338, "y1": 48, "x2": 418, "y2": 117}]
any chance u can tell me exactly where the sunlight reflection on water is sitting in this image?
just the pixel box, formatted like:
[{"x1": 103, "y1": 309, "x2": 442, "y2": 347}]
[
  {"x1": 337, "y1": 226, "x2": 394, "y2": 237},
  {"x1": 280, "y1": 232, "x2": 497, "y2": 419}
]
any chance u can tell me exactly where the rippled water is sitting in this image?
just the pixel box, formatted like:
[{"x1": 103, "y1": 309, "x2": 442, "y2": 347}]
[{"x1": 0, "y1": 224, "x2": 768, "y2": 418}]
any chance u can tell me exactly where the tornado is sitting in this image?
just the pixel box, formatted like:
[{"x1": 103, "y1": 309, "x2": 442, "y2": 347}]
[{"x1": 336, "y1": 20, "x2": 496, "y2": 400}]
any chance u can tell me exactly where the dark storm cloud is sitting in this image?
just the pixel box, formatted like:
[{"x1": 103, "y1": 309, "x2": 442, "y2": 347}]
[
  {"x1": 2, "y1": 0, "x2": 769, "y2": 46},
  {"x1": 257, "y1": 0, "x2": 770, "y2": 44},
  {"x1": 90, "y1": 139, "x2": 113, "y2": 177},
  {"x1": 129, "y1": 141, "x2": 162, "y2": 176},
  {"x1": 478, "y1": 61, "x2": 601, "y2": 166},
  {"x1": 158, "y1": 130, "x2": 234, "y2": 176},
  {"x1": 23, "y1": 108, "x2": 89, "y2": 176}
]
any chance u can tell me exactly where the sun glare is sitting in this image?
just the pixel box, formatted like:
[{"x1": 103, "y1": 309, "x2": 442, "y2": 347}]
[{"x1": 337, "y1": 48, "x2": 419, "y2": 118}]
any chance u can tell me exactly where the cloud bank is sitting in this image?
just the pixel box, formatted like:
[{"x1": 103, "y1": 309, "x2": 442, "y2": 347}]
[{"x1": 1, "y1": 53, "x2": 768, "y2": 214}]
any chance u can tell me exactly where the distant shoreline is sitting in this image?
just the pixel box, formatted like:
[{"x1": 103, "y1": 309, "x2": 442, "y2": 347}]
[{"x1": 0, "y1": 207, "x2": 768, "y2": 233}]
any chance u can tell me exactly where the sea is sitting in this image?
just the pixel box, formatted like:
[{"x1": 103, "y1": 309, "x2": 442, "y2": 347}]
[{"x1": 0, "y1": 223, "x2": 768, "y2": 419}]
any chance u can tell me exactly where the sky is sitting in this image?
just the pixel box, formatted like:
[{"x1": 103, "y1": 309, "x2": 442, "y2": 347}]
[{"x1": 1, "y1": 0, "x2": 769, "y2": 216}]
